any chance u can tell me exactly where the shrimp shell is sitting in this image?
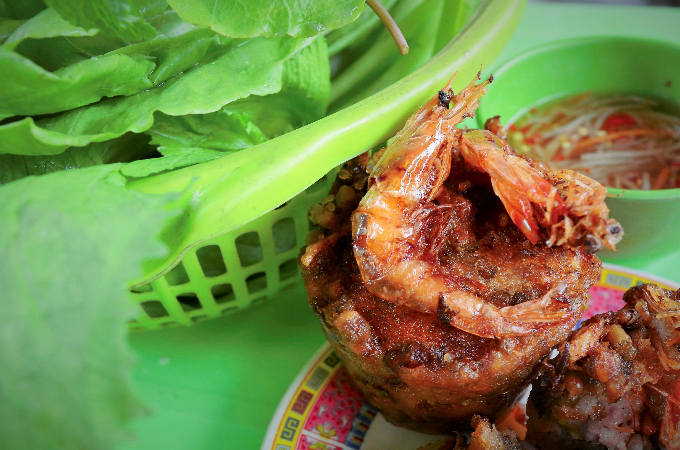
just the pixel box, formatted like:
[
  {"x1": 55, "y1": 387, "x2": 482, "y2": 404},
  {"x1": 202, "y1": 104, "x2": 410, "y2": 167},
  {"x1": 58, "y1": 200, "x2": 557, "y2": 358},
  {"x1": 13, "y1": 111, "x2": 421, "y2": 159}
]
[{"x1": 352, "y1": 74, "x2": 622, "y2": 338}]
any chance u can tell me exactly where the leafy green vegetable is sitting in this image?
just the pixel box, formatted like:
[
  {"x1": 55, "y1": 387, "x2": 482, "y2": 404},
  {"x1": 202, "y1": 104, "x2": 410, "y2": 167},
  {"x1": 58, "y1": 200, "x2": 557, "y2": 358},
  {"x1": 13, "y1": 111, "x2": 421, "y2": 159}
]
[
  {"x1": 0, "y1": 35, "x2": 308, "y2": 155},
  {"x1": 0, "y1": 8, "x2": 154, "y2": 119},
  {"x1": 122, "y1": 147, "x2": 222, "y2": 177},
  {"x1": 148, "y1": 110, "x2": 267, "y2": 151},
  {"x1": 6, "y1": 10, "x2": 192, "y2": 75},
  {"x1": 0, "y1": 164, "x2": 178, "y2": 450},
  {"x1": 10, "y1": 30, "x2": 126, "y2": 72},
  {"x1": 226, "y1": 35, "x2": 331, "y2": 137},
  {"x1": 0, "y1": 0, "x2": 46, "y2": 20},
  {"x1": 0, "y1": 18, "x2": 26, "y2": 44},
  {"x1": 121, "y1": 110, "x2": 267, "y2": 177},
  {"x1": 130, "y1": 0, "x2": 169, "y2": 18},
  {"x1": 166, "y1": 0, "x2": 364, "y2": 38},
  {"x1": 122, "y1": 34, "x2": 330, "y2": 178},
  {"x1": 0, "y1": 49, "x2": 154, "y2": 120},
  {"x1": 122, "y1": 35, "x2": 330, "y2": 177},
  {"x1": 111, "y1": 28, "x2": 231, "y2": 86},
  {"x1": 0, "y1": 118, "x2": 90, "y2": 156},
  {"x1": 44, "y1": 0, "x2": 160, "y2": 42},
  {"x1": 2, "y1": 8, "x2": 96, "y2": 50},
  {"x1": 0, "y1": 132, "x2": 153, "y2": 185},
  {"x1": 146, "y1": 8, "x2": 194, "y2": 37}
]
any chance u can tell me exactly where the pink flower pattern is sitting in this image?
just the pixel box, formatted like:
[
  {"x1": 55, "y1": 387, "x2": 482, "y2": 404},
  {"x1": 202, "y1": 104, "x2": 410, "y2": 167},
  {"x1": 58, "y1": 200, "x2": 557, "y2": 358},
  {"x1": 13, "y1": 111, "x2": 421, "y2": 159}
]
[
  {"x1": 303, "y1": 368, "x2": 364, "y2": 444},
  {"x1": 583, "y1": 286, "x2": 625, "y2": 321}
]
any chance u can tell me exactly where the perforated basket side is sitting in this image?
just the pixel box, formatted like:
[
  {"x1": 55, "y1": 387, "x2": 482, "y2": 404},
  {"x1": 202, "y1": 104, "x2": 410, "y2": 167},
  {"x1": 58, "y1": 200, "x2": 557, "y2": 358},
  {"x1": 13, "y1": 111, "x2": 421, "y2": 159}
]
[{"x1": 127, "y1": 172, "x2": 335, "y2": 331}]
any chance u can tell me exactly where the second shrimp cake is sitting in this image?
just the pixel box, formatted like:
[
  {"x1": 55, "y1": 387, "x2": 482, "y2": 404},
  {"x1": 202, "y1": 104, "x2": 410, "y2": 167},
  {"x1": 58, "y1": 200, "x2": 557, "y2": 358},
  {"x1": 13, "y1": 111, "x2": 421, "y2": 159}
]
[{"x1": 300, "y1": 74, "x2": 623, "y2": 433}]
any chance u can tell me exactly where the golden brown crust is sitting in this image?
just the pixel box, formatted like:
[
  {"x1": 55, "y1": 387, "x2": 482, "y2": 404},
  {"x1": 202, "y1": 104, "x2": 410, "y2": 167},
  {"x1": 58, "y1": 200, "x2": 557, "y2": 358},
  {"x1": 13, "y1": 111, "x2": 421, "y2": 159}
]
[
  {"x1": 413, "y1": 416, "x2": 520, "y2": 450},
  {"x1": 300, "y1": 155, "x2": 600, "y2": 433},
  {"x1": 527, "y1": 284, "x2": 680, "y2": 450}
]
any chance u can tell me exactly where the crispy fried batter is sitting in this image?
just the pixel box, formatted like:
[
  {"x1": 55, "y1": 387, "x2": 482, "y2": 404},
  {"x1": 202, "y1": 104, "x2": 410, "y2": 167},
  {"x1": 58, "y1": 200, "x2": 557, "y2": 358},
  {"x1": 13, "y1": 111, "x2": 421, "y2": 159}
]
[
  {"x1": 527, "y1": 284, "x2": 680, "y2": 450},
  {"x1": 415, "y1": 416, "x2": 520, "y2": 450},
  {"x1": 301, "y1": 154, "x2": 600, "y2": 433}
]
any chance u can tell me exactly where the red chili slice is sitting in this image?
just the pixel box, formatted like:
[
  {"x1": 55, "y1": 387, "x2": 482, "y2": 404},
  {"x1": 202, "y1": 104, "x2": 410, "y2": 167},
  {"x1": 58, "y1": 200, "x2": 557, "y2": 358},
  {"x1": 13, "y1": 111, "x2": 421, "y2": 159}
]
[{"x1": 602, "y1": 113, "x2": 637, "y2": 131}]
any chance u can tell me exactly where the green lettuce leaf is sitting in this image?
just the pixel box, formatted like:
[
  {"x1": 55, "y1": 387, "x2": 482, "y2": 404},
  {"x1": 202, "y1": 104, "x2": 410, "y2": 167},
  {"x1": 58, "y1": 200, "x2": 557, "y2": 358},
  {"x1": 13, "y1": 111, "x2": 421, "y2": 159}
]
[
  {"x1": 145, "y1": 8, "x2": 195, "y2": 37},
  {"x1": 0, "y1": 18, "x2": 25, "y2": 44},
  {"x1": 10, "y1": 30, "x2": 127, "y2": 72},
  {"x1": 121, "y1": 147, "x2": 222, "y2": 177},
  {"x1": 0, "y1": 8, "x2": 159, "y2": 119},
  {"x1": 0, "y1": 0, "x2": 46, "y2": 20},
  {"x1": 0, "y1": 48, "x2": 154, "y2": 120},
  {"x1": 226, "y1": 35, "x2": 330, "y2": 138},
  {"x1": 5, "y1": 8, "x2": 194, "y2": 73},
  {"x1": 122, "y1": 110, "x2": 267, "y2": 178},
  {"x1": 123, "y1": 34, "x2": 329, "y2": 177},
  {"x1": 148, "y1": 110, "x2": 267, "y2": 150},
  {"x1": 0, "y1": 132, "x2": 153, "y2": 185},
  {"x1": 166, "y1": 0, "x2": 364, "y2": 38},
  {"x1": 110, "y1": 28, "x2": 231, "y2": 86},
  {"x1": 0, "y1": 36, "x2": 308, "y2": 155},
  {"x1": 44, "y1": 0, "x2": 159, "y2": 42},
  {"x1": 130, "y1": 0, "x2": 169, "y2": 18},
  {"x1": 2, "y1": 8, "x2": 97, "y2": 50},
  {"x1": 0, "y1": 164, "x2": 178, "y2": 450},
  {"x1": 12, "y1": 13, "x2": 202, "y2": 79},
  {"x1": 121, "y1": 36, "x2": 329, "y2": 177}
]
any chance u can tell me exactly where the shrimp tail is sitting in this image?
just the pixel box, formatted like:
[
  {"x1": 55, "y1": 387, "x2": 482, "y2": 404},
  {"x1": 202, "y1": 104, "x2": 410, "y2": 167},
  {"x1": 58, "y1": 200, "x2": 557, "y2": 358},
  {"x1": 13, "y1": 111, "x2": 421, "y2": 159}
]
[{"x1": 438, "y1": 283, "x2": 570, "y2": 338}]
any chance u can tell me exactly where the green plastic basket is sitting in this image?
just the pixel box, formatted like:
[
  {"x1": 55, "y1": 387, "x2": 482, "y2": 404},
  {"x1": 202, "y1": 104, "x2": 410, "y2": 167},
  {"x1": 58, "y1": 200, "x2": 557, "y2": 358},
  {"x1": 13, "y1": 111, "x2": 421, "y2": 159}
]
[
  {"x1": 125, "y1": 0, "x2": 527, "y2": 330},
  {"x1": 127, "y1": 173, "x2": 334, "y2": 330}
]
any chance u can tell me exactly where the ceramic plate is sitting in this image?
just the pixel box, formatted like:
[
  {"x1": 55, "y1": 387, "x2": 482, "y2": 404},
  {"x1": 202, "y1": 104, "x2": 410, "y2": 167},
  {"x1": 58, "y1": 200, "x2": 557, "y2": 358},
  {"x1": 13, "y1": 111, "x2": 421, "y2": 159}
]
[{"x1": 261, "y1": 263, "x2": 679, "y2": 450}]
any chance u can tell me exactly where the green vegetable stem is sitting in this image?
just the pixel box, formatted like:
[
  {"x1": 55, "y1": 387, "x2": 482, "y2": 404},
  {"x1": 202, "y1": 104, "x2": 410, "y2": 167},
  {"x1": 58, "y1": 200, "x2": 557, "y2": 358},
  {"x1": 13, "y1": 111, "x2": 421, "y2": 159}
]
[{"x1": 366, "y1": 0, "x2": 409, "y2": 55}]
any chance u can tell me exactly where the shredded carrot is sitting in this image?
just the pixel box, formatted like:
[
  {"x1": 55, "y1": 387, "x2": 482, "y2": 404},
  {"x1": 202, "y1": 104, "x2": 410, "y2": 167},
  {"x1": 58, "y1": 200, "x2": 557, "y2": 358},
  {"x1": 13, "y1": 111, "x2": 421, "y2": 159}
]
[
  {"x1": 570, "y1": 129, "x2": 669, "y2": 157},
  {"x1": 511, "y1": 93, "x2": 680, "y2": 190},
  {"x1": 653, "y1": 168, "x2": 671, "y2": 190}
]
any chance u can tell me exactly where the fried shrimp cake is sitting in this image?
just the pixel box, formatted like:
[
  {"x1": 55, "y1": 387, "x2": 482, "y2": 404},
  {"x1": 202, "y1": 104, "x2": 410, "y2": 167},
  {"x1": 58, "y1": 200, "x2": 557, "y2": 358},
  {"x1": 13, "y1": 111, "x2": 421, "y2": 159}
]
[{"x1": 300, "y1": 74, "x2": 620, "y2": 433}]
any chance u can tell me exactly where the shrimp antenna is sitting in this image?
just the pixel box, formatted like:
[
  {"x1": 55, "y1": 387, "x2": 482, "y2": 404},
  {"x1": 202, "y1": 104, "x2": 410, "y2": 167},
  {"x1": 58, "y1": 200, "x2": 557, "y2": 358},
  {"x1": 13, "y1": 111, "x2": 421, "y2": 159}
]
[{"x1": 366, "y1": 0, "x2": 409, "y2": 55}]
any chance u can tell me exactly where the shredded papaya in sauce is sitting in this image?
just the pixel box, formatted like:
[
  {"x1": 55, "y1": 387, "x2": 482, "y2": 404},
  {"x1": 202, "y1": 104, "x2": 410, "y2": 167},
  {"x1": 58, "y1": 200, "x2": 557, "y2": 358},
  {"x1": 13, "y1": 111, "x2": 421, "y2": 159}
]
[{"x1": 508, "y1": 93, "x2": 680, "y2": 190}]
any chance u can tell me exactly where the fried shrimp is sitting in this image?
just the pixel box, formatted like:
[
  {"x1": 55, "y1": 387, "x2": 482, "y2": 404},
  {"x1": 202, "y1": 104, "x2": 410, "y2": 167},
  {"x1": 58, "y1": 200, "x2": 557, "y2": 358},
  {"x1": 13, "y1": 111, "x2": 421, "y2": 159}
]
[{"x1": 352, "y1": 74, "x2": 622, "y2": 338}]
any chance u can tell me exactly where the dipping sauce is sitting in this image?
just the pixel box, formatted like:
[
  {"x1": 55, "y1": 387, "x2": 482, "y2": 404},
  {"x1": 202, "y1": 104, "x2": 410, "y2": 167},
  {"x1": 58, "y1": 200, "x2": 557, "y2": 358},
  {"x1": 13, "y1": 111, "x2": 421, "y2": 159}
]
[{"x1": 508, "y1": 93, "x2": 680, "y2": 190}]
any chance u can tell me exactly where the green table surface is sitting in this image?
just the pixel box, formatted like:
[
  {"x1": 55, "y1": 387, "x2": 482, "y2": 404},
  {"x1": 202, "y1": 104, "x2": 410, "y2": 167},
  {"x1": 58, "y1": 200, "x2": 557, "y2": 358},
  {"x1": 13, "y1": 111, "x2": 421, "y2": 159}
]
[{"x1": 120, "y1": 4, "x2": 680, "y2": 450}]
